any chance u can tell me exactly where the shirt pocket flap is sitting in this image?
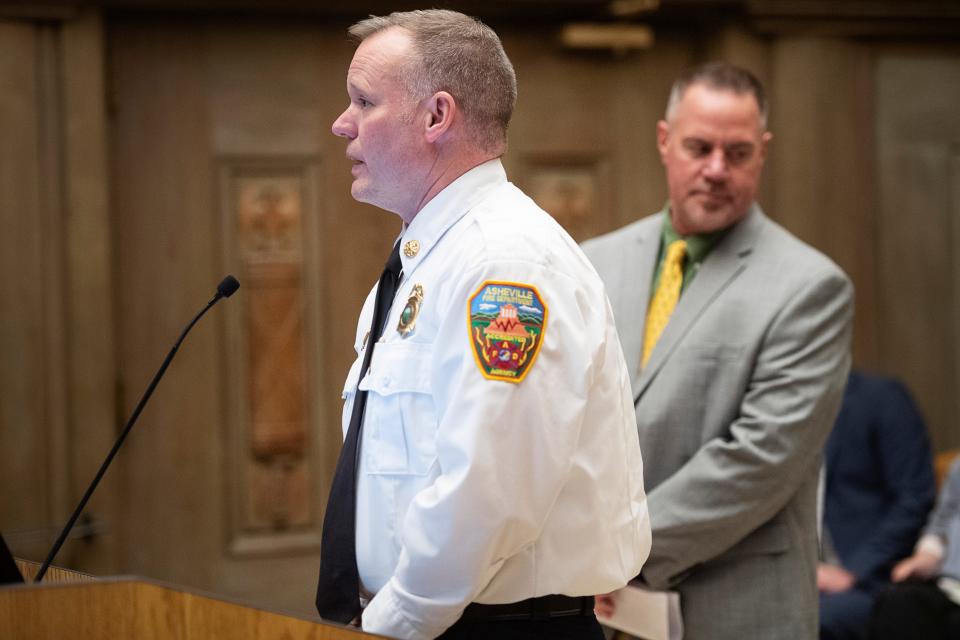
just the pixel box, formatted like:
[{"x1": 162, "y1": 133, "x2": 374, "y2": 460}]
[
  {"x1": 358, "y1": 342, "x2": 432, "y2": 396},
  {"x1": 357, "y1": 342, "x2": 437, "y2": 476}
]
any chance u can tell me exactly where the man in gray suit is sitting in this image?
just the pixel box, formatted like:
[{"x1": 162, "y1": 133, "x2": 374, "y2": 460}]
[{"x1": 585, "y1": 62, "x2": 853, "y2": 639}]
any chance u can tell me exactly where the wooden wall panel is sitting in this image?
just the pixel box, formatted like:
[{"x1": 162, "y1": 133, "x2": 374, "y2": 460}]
[
  {"x1": 876, "y1": 51, "x2": 960, "y2": 452},
  {"x1": 0, "y1": 21, "x2": 63, "y2": 558},
  {"x1": 770, "y1": 37, "x2": 880, "y2": 368},
  {"x1": 59, "y1": 10, "x2": 118, "y2": 576},
  {"x1": 219, "y1": 159, "x2": 323, "y2": 556},
  {"x1": 0, "y1": 12, "x2": 115, "y2": 574},
  {"x1": 109, "y1": 18, "x2": 222, "y2": 588}
]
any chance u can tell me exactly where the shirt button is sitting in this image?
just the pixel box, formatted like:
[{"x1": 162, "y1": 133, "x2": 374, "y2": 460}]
[{"x1": 382, "y1": 377, "x2": 391, "y2": 388}]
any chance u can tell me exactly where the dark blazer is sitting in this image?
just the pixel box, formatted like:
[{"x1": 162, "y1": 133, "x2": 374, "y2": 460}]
[{"x1": 824, "y1": 370, "x2": 936, "y2": 591}]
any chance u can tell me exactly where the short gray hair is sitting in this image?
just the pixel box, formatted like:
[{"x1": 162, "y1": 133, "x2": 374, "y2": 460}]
[
  {"x1": 665, "y1": 61, "x2": 768, "y2": 129},
  {"x1": 349, "y1": 9, "x2": 517, "y2": 154}
]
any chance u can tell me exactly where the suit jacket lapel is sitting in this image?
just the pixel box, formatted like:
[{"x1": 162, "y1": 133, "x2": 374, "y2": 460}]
[
  {"x1": 618, "y1": 216, "x2": 663, "y2": 392},
  {"x1": 634, "y1": 206, "x2": 764, "y2": 401}
]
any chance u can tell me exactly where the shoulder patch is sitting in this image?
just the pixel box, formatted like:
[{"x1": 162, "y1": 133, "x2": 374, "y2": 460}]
[{"x1": 468, "y1": 281, "x2": 548, "y2": 383}]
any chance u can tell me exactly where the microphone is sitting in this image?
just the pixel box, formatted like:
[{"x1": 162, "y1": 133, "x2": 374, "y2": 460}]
[
  {"x1": 33, "y1": 275, "x2": 241, "y2": 582},
  {"x1": 217, "y1": 274, "x2": 240, "y2": 300}
]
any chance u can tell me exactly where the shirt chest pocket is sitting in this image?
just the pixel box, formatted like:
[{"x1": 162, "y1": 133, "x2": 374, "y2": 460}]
[{"x1": 357, "y1": 342, "x2": 438, "y2": 476}]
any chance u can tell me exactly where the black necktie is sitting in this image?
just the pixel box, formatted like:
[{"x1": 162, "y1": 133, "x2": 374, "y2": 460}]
[{"x1": 316, "y1": 241, "x2": 403, "y2": 622}]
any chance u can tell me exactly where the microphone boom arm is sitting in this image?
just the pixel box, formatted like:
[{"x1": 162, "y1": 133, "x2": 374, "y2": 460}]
[{"x1": 34, "y1": 276, "x2": 239, "y2": 582}]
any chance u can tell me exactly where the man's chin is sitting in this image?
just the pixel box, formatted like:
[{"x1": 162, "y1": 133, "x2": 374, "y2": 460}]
[
  {"x1": 350, "y1": 187, "x2": 400, "y2": 216},
  {"x1": 350, "y1": 182, "x2": 370, "y2": 202},
  {"x1": 697, "y1": 199, "x2": 732, "y2": 215},
  {"x1": 679, "y1": 207, "x2": 738, "y2": 235}
]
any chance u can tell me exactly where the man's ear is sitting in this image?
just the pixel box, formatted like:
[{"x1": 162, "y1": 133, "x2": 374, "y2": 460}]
[
  {"x1": 759, "y1": 130, "x2": 773, "y2": 161},
  {"x1": 424, "y1": 91, "x2": 456, "y2": 143},
  {"x1": 656, "y1": 119, "x2": 670, "y2": 162}
]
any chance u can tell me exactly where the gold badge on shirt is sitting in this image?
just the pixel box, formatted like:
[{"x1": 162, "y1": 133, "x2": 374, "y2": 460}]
[{"x1": 397, "y1": 284, "x2": 424, "y2": 337}]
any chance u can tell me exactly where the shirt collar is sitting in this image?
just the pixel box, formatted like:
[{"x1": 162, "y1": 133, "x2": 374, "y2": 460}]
[
  {"x1": 660, "y1": 202, "x2": 728, "y2": 264},
  {"x1": 396, "y1": 158, "x2": 507, "y2": 275}
]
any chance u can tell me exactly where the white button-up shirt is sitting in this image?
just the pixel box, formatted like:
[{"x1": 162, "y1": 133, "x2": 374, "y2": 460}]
[{"x1": 342, "y1": 159, "x2": 650, "y2": 639}]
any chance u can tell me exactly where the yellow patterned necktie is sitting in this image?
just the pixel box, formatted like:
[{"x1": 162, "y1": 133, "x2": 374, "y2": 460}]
[{"x1": 642, "y1": 239, "x2": 687, "y2": 367}]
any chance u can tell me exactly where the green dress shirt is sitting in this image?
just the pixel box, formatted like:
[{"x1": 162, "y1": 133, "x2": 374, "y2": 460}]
[{"x1": 650, "y1": 205, "x2": 727, "y2": 295}]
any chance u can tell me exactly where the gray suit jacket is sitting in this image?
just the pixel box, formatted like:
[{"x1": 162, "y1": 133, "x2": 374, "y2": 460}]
[{"x1": 582, "y1": 205, "x2": 853, "y2": 640}]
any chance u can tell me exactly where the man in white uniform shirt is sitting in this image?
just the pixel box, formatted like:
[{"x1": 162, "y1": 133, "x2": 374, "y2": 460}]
[{"x1": 314, "y1": 9, "x2": 650, "y2": 640}]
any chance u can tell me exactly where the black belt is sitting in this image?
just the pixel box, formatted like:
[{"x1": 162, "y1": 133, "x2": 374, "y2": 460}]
[{"x1": 460, "y1": 595, "x2": 594, "y2": 622}]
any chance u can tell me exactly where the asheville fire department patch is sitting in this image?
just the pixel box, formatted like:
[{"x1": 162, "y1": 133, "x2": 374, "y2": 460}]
[{"x1": 468, "y1": 281, "x2": 548, "y2": 383}]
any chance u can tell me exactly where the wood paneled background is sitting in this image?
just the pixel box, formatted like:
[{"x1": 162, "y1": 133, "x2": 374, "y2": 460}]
[{"x1": 1, "y1": 0, "x2": 958, "y2": 618}]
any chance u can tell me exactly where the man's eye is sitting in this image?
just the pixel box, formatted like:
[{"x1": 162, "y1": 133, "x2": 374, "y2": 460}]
[
  {"x1": 725, "y1": 145, "x2": 754, "y2": 165},
  {"x1": 357, "y1": 97, "x2": 371, "y2": 108},
  {"x1": 684, "y1": 141, "x2": 711, "y2": 157}
]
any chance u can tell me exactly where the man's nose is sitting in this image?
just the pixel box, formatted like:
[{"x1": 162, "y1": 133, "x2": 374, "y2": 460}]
[
  {"x1": 703, "y1": 148, "x2": 729, "y2": 179},
  {"x1": 331, "y1": 108, "x2": 356, "y2": 139}
]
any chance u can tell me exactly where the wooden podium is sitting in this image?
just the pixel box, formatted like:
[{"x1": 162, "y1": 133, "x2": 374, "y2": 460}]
[{"x1": 2, "y1": 560, "x2": 381, "y2": 639}]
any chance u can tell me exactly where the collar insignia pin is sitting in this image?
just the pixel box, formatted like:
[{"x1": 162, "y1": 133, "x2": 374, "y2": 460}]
[{"x1": 403, "y1": 240, "x2": 420, "y2": 258}]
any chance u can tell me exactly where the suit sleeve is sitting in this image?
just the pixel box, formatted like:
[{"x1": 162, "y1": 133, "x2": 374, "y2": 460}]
[
  {"x1": 641, "y1": 267, "x2": 853, "y2": 588},
  {"x1": 843, "y1": 380, "x2": 936, "y2": 583}
]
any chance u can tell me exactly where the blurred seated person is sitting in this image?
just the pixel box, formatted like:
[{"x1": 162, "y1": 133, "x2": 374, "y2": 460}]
[
  {"x1": 869, "y1": 457, "x2": 960, "y2": 640},
  {"x1": 820, "y1": 371, "x2": 936, "y2": 640}
]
